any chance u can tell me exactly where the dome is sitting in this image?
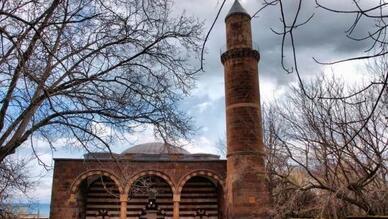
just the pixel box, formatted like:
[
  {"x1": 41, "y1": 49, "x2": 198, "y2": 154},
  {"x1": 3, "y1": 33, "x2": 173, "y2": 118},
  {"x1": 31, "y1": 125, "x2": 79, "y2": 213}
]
[{"x1": 121, "y1": 142, "x2": 190, "y2": 155}]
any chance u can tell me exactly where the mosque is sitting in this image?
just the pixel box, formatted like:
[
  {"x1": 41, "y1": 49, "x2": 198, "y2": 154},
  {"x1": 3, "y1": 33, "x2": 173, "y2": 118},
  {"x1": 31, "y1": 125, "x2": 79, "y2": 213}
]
[{"x1": 50, "y1": 1, "x2": 271, "y2": 218}]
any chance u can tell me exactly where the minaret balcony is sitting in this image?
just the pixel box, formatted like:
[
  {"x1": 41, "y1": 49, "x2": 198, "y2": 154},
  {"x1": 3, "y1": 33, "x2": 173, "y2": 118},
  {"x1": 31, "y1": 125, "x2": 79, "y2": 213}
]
[{"x1": 220, "y1": 47, "x2": 260, "y2": 64}]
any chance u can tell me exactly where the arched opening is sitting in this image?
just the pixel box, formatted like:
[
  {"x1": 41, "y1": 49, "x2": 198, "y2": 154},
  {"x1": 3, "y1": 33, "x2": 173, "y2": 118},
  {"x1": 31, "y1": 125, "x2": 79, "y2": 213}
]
[
  {"x1": 75, "y1": 175, "x2": 121, "y2": 219},
  {"x1": 127, "y1": 175, "x2": 174, "y2": 218},
  {"x1": 179, "y1": 176, "x2": 222, "y2": 219}
]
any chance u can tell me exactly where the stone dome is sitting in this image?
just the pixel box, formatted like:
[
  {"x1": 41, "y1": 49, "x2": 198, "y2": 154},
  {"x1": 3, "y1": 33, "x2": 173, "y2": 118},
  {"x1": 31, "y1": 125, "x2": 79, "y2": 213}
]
[{"x1": 121, "y1": 142, "x2": 190, "y2": 155}]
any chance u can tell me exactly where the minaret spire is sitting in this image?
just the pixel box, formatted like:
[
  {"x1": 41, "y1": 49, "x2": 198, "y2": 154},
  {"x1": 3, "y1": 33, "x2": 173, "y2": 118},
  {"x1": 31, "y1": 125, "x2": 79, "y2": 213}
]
[
  {"x1": 226, "y1": 0, "x2": 249, "y2": 19},
  {"x1": 221, "y1": 0, "x2": 271, "y2": 218}
]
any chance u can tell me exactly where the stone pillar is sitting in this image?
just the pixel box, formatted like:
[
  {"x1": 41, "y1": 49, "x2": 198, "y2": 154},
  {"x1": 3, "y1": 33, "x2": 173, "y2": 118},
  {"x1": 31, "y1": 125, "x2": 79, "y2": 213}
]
[
  {"x1": 120, "y1": 194, "x2": 128, "y2": 219},
  {"x1": 173, "y1": 193, "x2": 180, "y2": 219},
  {"x1": 221, "y1": 1, "x2": 271, "y2": 218}
]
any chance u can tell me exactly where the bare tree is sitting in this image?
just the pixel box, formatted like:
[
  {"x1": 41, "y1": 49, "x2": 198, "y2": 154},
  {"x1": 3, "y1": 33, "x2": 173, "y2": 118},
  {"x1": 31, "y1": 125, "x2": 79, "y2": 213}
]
[
  {"x1": 254, "y1": 0, "x2": 388, "y2": 152},
  {"x1": 264, "y1": 69, "x2": 387, "y2": 217},
  {"x1": 254, "y1": 2, "x2": 388, "y2": 217},
  {"x1": 250, "y1": 0, "x2": 388, "y2": 97},
  {"x1": 0, "y1": 156, "x2": 33, "y2": 217},
  {"x1": 0, "y1": 0, "x2": 203, "y2": 162}
]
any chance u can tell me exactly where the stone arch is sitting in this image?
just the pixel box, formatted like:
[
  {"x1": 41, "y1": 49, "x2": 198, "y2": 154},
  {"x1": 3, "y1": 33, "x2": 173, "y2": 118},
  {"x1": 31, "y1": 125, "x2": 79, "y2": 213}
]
[
  {"x1": 69, "y1": 169, "x2": 124, "y2": 198},
  {"x1": 125, "y1": 170, "x2": 176, "y2": 194},
  {"x1": 177, "y1": 170, "x2": 225, "y2": 193}
]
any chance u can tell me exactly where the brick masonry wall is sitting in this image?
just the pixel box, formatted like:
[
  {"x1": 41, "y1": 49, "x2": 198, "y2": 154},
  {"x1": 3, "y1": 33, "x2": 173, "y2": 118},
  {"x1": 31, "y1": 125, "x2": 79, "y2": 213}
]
[
  {"x1": 50, "y1": 159, "x2": 226, "y2": 219},
  {"x1": 225, "y1": 14, "x2": 252, "y2": 50}
]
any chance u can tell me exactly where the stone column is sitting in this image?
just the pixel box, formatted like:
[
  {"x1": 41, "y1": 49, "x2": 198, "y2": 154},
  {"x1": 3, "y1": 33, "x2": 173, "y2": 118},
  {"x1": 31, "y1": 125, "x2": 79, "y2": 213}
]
[
  {"x1": 120, "y1": 194, "x2": 128, "y2": 219},
  {"x1": 173, "y1": 193, "x2": 180, "y2": 219}
]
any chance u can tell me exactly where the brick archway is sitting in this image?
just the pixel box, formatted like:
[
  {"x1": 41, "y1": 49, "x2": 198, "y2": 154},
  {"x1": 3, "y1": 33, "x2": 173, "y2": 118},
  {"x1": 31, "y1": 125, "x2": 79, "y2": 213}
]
[
  {"x1": 69, "y1": 169, "x2": 124, "y2": 202},
  {"x1": 177, "y1": 170, "x2": 225, "y2": 218},
  {"x1": 68, "y1": 169, "x2": 124, "y2": 219},
  {"x1": 125, "y1": 170, "x2": 176, "y2": 194},
  {"x1": 177, "y1": 169, "x2": 225, "y2": 193},
  {"x1": 125, "y1": 170, "x2": 176, "y2": 218}
]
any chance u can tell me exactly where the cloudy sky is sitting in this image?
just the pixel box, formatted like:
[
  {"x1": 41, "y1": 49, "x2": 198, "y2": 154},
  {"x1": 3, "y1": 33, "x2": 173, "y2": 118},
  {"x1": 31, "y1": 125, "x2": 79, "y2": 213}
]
[{"x1": 14, "y1": 0, "x2": 380, "y2": 205}]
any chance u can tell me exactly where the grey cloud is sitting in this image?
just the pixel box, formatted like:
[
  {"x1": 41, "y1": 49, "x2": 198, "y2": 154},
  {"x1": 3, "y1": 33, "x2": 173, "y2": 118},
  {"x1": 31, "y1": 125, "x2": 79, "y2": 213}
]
[
  {"x1": 31, "y1": 1, "x2": 380, "y2": 203},
  {"x1": 180, "y1": 93, "x2": 226, "y2": 140},
  {"x1": 174, "y1": 0, "x2": 379, "y2": 146},
  {"x1": 175, "y1": 0, "x2": 376, "y2": 92}
]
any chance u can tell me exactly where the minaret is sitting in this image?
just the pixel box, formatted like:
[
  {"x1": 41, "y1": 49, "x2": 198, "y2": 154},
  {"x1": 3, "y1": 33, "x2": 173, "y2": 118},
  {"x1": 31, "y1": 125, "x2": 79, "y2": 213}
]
[{"x1": 221, "y1": 0, "x2": 271, "y2": 218}]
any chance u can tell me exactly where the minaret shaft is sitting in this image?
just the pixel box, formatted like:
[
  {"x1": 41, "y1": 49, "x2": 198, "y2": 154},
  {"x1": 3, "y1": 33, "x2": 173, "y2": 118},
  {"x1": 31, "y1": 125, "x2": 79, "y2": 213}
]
[{"x1": 221, "y1": 1, "x2": 271, "y2": 218}]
